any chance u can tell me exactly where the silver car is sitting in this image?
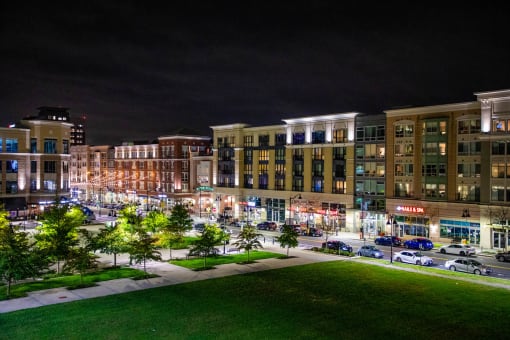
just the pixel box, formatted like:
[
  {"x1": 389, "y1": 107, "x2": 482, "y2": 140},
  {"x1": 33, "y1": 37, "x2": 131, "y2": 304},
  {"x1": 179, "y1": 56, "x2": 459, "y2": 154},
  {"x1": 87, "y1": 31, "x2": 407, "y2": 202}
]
[
  {"x1": 357, "y1": 245, "x2": 384, "y2": 259},
  {"x1": 444, "y1": 258, "x2": 492, "y2": 275}
]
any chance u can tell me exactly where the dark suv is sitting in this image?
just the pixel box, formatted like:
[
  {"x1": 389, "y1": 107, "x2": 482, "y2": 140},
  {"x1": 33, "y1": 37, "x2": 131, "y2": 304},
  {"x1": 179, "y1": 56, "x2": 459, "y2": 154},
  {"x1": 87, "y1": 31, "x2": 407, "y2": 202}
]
[
  {"x1": 256, "y1": 221, "x2": 277, "y2": 231},
  {"x1": 306, "y1": 227, "x2": 323, "y2": 237},
  {"x1": 321, "y1": 240, "x2": 353, "y2": 253}
]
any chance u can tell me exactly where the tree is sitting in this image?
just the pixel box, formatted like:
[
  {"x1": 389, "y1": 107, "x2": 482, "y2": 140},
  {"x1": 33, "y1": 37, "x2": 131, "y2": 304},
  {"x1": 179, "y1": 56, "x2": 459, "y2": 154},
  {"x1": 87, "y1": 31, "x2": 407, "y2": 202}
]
[
  {"x1": 188, "y1": 224, "x2": 221, "y2": 269},
  {"x1": 116, "y1": 204, "x2": 144, "y2": 264},
  {"x1": 142, "y1": 210, "x2": 169, "y2": 233},
  {"x1": 63, "y1": 247, "x2": 100, "y2": 284},
  {"x1": 34, "y1": 203, "x2": 84, "y2": 275},
  {"x1": 159, "y1": 204, "x2": 193, "y2": 259},
  {"x1": 129, "y1": 232, "x2": 162, "y2": 275},
  {"x1": 93, "y1": 224, "x2": 128, "y2": 268},
  {"x1": 231, "y1": 226, "x2": 263, "y2": 263},
  {"x1": 276, "y1": 224, "x2": 299, "y2": 257},
  {"x1": 61, "y1": 229, "x2": 101, "y2": 283},
  {"x1": 0, "y1": 212, "x2": 41, "y2": 297}
]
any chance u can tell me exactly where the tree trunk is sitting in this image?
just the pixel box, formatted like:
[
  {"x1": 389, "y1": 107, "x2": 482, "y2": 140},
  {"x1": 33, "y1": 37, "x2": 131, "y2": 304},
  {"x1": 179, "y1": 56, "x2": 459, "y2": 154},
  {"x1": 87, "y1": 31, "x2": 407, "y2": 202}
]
[
  {"x1": 113, "y1": 253, "x2": 117, "y2": 268},
  {"x1": 7, "y1": 278, "x2": 12, "y2": 298}
]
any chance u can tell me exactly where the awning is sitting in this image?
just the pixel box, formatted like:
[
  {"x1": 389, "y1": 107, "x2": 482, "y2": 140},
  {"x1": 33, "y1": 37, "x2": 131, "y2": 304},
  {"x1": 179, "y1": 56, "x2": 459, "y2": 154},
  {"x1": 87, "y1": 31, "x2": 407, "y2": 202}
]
[{"x1": 0, "y1": 197, "x2": 27, "y2": 211}]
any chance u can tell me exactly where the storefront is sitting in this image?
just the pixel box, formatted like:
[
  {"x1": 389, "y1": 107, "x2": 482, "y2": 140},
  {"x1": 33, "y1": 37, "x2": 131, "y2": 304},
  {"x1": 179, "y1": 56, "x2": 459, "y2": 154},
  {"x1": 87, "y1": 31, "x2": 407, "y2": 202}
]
[{"x1": 439, "y1": 219, "x2": 480, "y2": 245}]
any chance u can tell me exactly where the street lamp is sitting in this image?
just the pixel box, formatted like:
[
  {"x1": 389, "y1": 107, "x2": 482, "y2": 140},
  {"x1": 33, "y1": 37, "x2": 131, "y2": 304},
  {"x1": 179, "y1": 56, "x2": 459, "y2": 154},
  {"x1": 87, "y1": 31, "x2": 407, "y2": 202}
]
[
  {"x1": 386, "y1": 214, "x2": 398, "y2": 264},
  {"x1": 289, "y1": 193, "x2": 302, "y2": 224},
  {"x1": 462, "y1": 209, "x2": 470, "y2": 243}
]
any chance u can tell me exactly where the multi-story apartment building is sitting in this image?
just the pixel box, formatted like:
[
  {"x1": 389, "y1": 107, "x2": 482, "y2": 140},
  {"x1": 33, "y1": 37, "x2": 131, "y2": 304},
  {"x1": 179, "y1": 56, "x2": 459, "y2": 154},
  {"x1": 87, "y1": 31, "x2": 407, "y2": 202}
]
[
  {"x1": 70, "y1": 144, "x2": 114, "y2": 204},
  {"x1": 114, "y1": 141, "x2": 160, "y2": 210},
  {"x1": 211, "y1": 113, "x2": 359, "y2": 233},
  {"x1": 355, "y1": 114, "x2": 387, "y2": 236},
  {"x1": 0, "y1": 107, "x2": 72, "y2": 219},
  {"x1": 385, "y1": 89, "x2": 510, "y2": 250},
  {"x1": 158, "y1": 135, "x2": 213, "y2": 214},
  {"x1": 69, "y1": 135, "x2": 213, "y2": 214}
]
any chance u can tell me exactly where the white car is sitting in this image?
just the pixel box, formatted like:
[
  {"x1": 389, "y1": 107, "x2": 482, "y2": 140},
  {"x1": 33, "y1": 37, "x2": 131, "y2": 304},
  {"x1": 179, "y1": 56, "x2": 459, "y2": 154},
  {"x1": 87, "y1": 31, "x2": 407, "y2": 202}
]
[
  {"x1": 393, "y1": 250, "x2": 433, "y2": 266},
  {"x1": 439, "y1": 244, "x2": 476, "y2": 256}
]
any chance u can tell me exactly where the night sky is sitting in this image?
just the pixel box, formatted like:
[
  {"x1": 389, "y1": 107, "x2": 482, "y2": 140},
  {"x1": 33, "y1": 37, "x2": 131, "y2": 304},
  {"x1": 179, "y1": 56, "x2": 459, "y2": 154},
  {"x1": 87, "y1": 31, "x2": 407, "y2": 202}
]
[{"x1": 1, "y1": 2, "x2": 509, "y2": 145}]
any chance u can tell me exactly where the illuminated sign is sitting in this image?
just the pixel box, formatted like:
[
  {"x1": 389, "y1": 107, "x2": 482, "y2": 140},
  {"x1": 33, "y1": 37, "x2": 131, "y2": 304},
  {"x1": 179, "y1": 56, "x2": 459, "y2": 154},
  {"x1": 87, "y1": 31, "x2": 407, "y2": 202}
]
[
  {"x1": 396, "y1": 206, "x2": 424, "y2": 214},
  {"x1": 196, "y1": 186, "x2": 213, "y2": 192}
]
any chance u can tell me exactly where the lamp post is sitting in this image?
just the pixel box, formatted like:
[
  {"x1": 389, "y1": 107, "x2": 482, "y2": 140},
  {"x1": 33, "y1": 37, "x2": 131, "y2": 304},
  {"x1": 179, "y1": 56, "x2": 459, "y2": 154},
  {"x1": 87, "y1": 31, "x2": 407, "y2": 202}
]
[
  {"x1": 386, "y1": 214, "x2": 398, "y2": 264},
  {"x1": 146, "y1": 188, "x2": 150, "y2": 212},
  {"x1": 199, "y1": 188, "x2": 202, "y2": 218},
  {"x1": 289, "y1": 193, "x2": 302, "y2": 224},
  {"x1": 462, "y1": 208, "x2": 470, "y2": 243}
]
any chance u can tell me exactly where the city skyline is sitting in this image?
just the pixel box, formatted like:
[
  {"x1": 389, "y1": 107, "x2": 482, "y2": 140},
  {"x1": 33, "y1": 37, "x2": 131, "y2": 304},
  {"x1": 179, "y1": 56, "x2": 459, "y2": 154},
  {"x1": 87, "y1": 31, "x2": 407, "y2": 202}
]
[{"x1": 1, "y1": 2, "x2": 509, "y2": 145}]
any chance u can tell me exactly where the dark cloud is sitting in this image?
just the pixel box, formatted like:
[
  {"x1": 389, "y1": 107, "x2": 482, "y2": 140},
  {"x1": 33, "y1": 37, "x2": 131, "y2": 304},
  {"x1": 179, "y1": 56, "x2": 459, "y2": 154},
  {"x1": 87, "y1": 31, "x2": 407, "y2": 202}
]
[{"x1": 1, "y1": 2, "x2": 509, "y2": 145}]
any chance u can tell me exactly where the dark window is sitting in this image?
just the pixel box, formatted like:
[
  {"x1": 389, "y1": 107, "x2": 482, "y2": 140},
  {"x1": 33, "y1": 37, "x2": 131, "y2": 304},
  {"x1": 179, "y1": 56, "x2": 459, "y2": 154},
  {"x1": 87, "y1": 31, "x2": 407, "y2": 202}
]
[
  {"x1": 275, "y1": 133, "x2": 286, "y2": 146},
  {"x1": 44, "y1": 139, "x2": 57, "y2": 154},
  {"x1": 44, "y1": 161, "x2": 57, "y2": 173},
  {"x1": 259, "y1": 135, "x2": 270, "y2": 147},
  {"x1": 6, "y1": 160, "x2": 18, "y2": 173},
  {"x1": 312, "y1": 131, "x2": 325, "y2": 144},
  {"x1": 292, "y1": 132, "x2": 305, "y2": 145},
  {"x1": 6, "y1": 138, "x2": 18, "y2": 152},
  {"x1": 6, "y1": 181, "x2": 18, "y2": 194},
  {"x1": 31, "y1": 160, "x2": 37, "y2": 173},
  {"x1": 31, "y1": 138, "x2": 37, "y2": 153}
]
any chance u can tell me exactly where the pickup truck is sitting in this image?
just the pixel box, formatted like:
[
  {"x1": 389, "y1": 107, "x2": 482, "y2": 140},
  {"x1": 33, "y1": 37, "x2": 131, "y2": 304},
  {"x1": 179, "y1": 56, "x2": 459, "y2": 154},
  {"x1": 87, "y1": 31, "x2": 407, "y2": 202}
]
[{"x1": 495, "y1": 251, "x2": 510, "y2": 262}]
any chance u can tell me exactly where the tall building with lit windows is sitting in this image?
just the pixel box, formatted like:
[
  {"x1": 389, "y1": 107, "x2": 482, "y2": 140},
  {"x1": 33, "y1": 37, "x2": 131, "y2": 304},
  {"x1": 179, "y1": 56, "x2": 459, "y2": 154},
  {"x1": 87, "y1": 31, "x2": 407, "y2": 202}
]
[
  {"x1": 0, "y1": 107, "x2": 72, "y2": 219},
  {"x1": 211, "y1": 113, "x2": 361, "y2": 233},
  {"x1": 385, "y1": 89, "x2": 510, "y2": 251},
  {"x1": 354, "y1": 114, "x2": 387, "y2": 236},
  {"x1": 69, "y1": 144, "x2": 114, "y2": 203}
]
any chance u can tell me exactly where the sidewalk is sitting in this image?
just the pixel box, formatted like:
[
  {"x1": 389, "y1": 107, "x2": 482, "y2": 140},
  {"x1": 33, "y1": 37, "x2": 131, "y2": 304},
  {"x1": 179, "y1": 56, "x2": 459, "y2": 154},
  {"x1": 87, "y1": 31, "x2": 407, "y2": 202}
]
[{"x1": 0, "y1": 241, "x2": 343, "y2": 314}]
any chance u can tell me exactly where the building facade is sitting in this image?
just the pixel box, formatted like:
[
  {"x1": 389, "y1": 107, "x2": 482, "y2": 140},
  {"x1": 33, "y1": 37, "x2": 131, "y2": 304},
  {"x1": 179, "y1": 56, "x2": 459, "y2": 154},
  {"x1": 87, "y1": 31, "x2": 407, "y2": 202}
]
[
  {"x1": 0, "y1": 107, "x2": 72, "y2": 219},
  {"x1": 211, "y1": 113, "x2": 359, "y2": 234},
  {"x1": 385, "y1": 89, "x2": 510, "y2": 251},
  {"x1": 69, "y1": 135, "x2": 213, "y2": 213}
]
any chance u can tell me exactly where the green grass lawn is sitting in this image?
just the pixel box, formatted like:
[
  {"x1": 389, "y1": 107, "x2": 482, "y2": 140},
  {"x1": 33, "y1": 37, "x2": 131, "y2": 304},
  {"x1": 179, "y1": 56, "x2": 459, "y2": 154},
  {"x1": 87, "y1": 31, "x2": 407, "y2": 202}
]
[
  {"x1": 0, "y1": 267, "x2": 148, "y2": 300},
  {"x1": 2, "y1": 261, "x2": 509, "y2": 339},
  {"x1": 169, "y1": 250, "x2": 282, "y2": 269}
]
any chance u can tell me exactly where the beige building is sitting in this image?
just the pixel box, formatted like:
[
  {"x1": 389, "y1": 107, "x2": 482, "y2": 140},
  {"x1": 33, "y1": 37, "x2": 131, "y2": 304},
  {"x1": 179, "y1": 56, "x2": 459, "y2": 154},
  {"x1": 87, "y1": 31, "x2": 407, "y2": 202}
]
[
  {"x1": 0, "y1": 107, "x2": 72, "y2": 219},
  {"x1": 211, "y1": 113, "x2": 359, "y2": 232},
  {"x1": 385, "y1": 89, "x2": 510, "y2": 250}
]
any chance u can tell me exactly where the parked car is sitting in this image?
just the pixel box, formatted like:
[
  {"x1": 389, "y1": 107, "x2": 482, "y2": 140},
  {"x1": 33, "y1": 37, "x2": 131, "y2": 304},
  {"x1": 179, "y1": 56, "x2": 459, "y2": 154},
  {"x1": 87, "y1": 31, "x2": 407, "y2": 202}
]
[
  {"x1": 230, "y1": 221, "x2": 241, "y2": 227},
  {"x1": 393, "y1": 250, "x2": 433, "y2": 266},
  {"x1": 80, "y1": 206, "x2": 96, "y2": 224},
  {"x1": 374, "y1": 235, "x2": 402, "y2": 247},
  {"x1": 444, "y1": 258, "x2": 492, "y2": 275},
  {"x1": 256, "y1": 221, "x2": 277, "y2": 231},
  {"x1": 238, "y1": 220, "x2": 253, "y2": 227},
  {"x1": 194, "y1": 223, "x2": 205, "y2": 232},
  {"x1": 495, "y1": 251, "x2": 510, "y2": 262},
  {"x1": 219, "y1": 225, "x2": 233, "y2": 235},
  {"x1": 403, "y1": 238, "x2": 434, "y2": 251},
  {"x1": 279, "y1": 224, "x2": 302, "y2": 233},
  {"x1": 321, "y1": 240, "x2": 353, "y2": 253},
  {"x1": 306, "y1": 227, "x2": 323, "y2": 237},
  {"x1": 357, "y1": 245, "x2": 384, "y2": 259},
  {"x1": 439, "y1": 244, "x2": 476, "y2": 256}
]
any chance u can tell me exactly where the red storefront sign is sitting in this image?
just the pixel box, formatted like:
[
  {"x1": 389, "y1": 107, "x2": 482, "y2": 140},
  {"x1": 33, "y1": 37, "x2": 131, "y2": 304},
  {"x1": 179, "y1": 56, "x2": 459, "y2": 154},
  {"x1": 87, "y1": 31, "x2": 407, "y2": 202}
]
[{"x1": 396, "y1": 205, "x2": 424, "y2": 214}]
